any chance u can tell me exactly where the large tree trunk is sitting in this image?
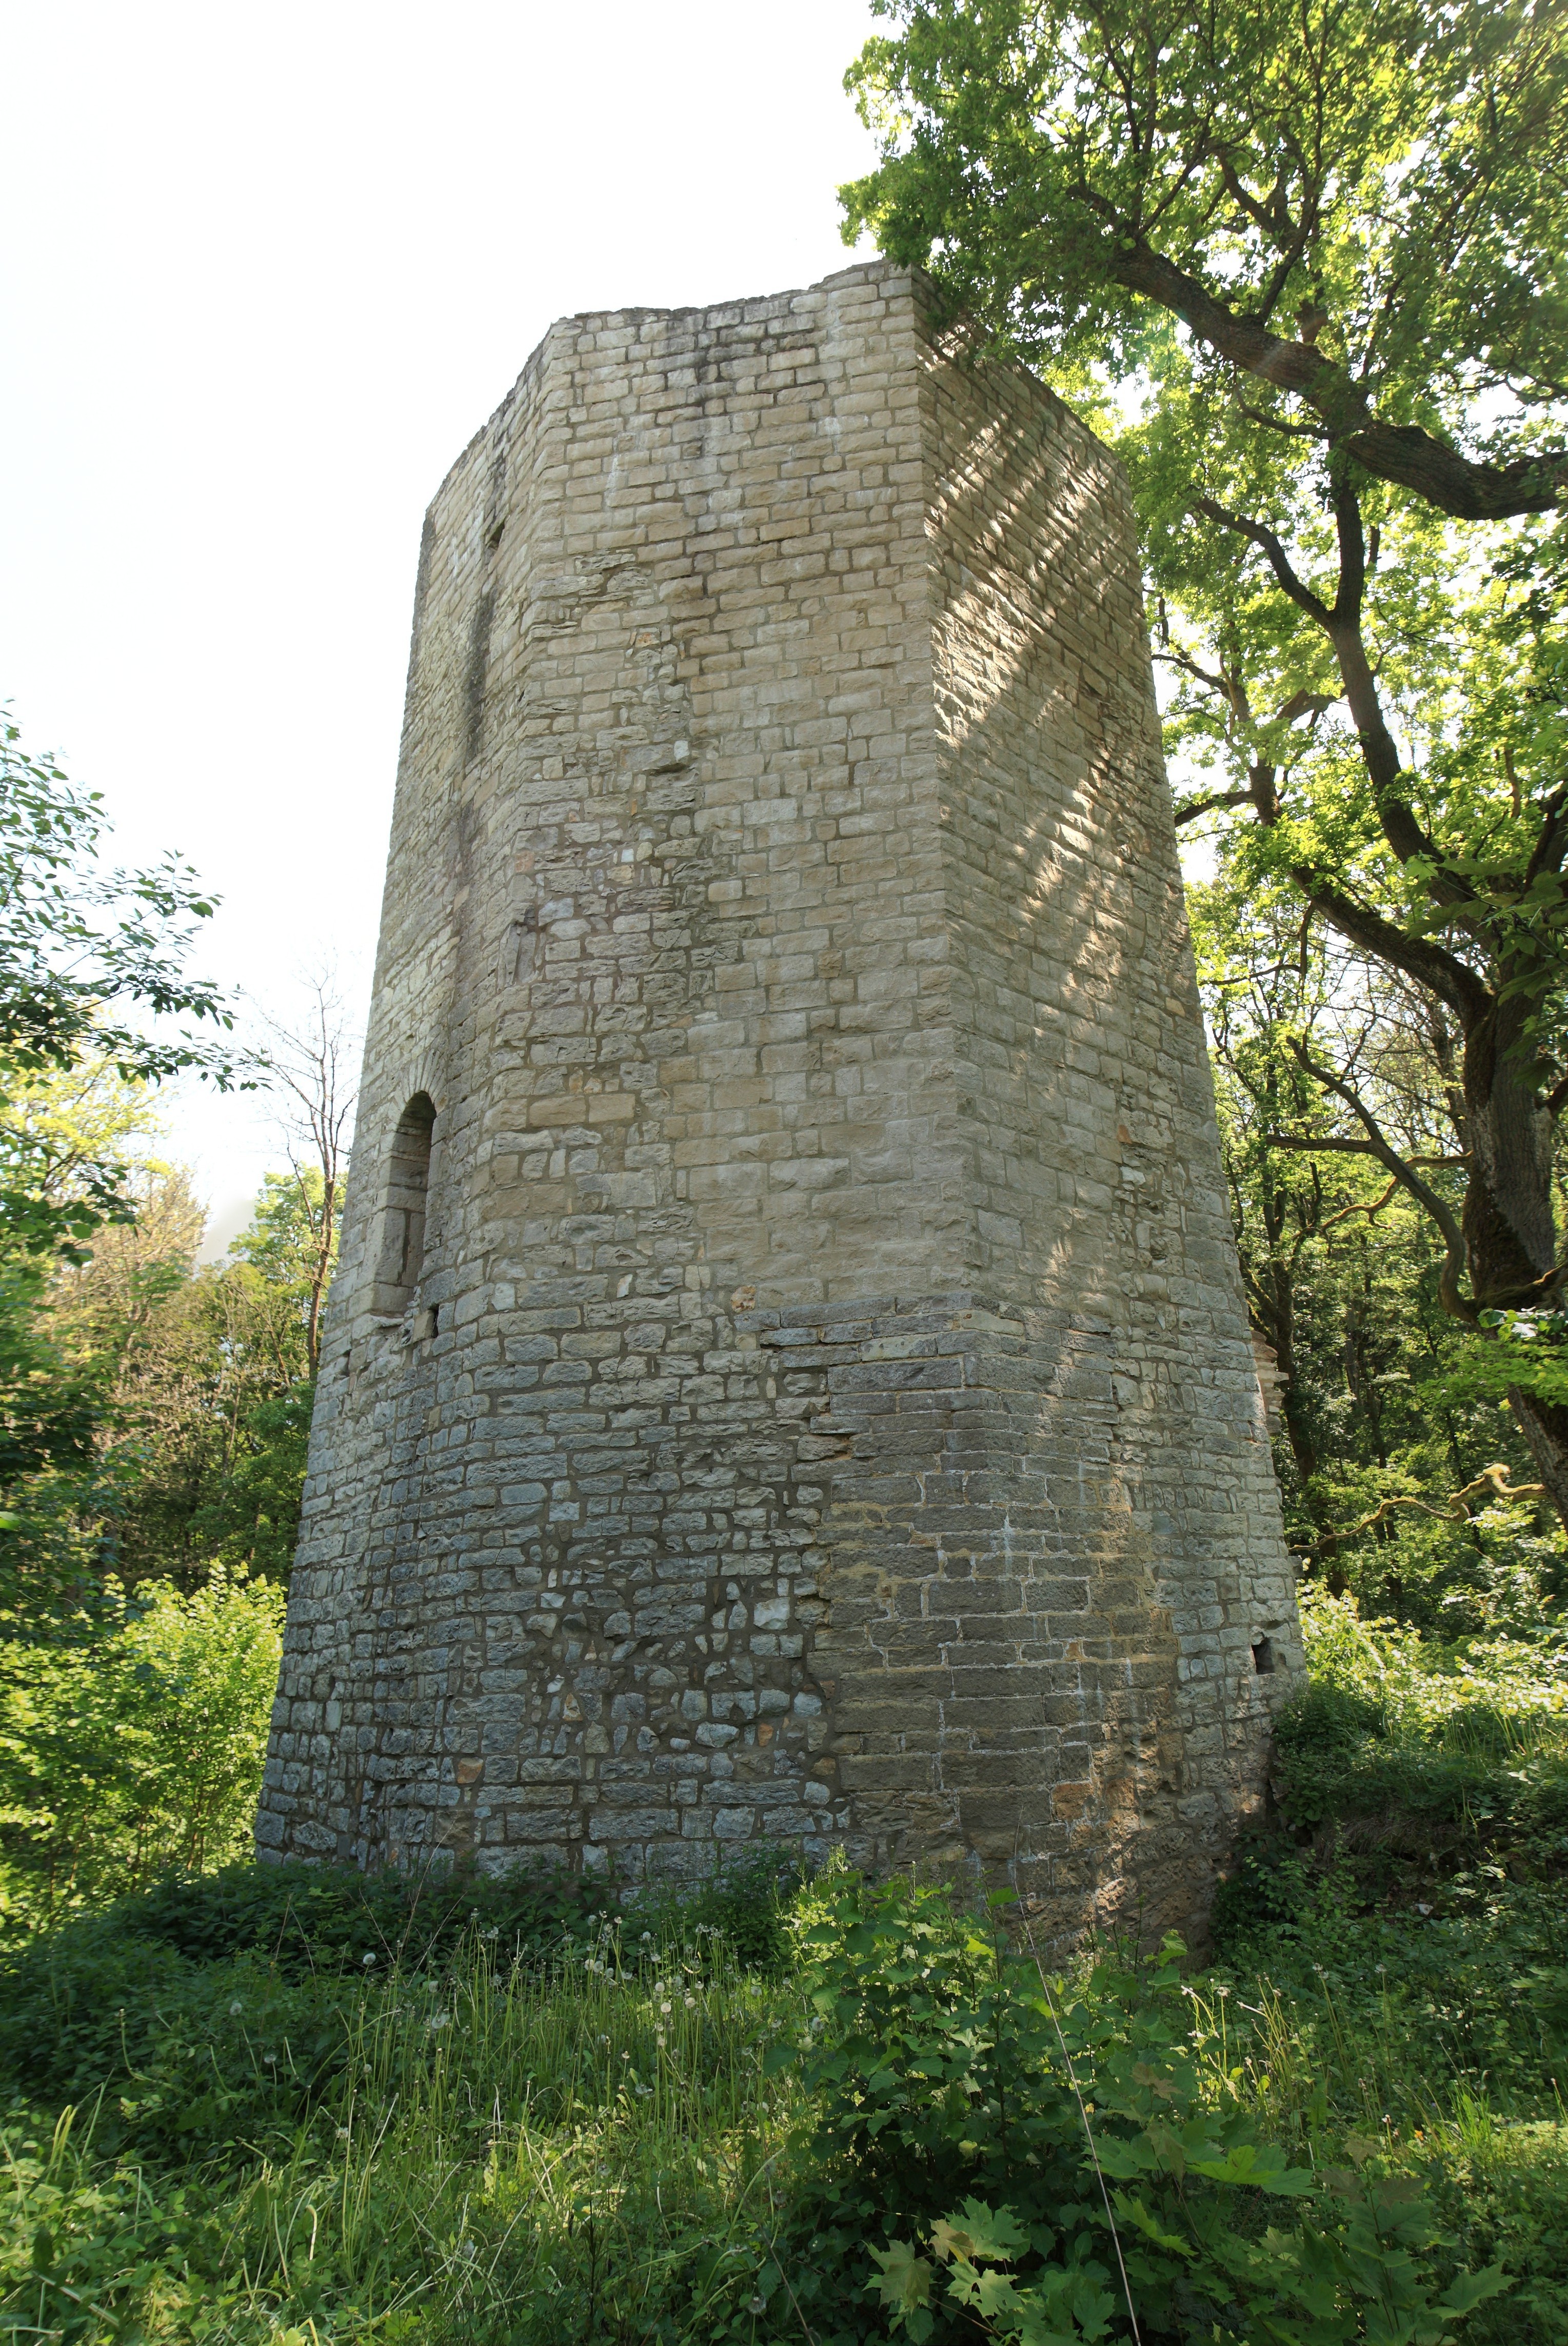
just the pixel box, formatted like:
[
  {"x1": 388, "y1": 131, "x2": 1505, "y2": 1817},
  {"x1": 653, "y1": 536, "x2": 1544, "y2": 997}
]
[
  {"x1": 1462, "y1": 1013, "x2": 1568, "y2": 1525},
  {"x1": 1502, "y1": 1385, "x2": 1568, "y2": 1525}
]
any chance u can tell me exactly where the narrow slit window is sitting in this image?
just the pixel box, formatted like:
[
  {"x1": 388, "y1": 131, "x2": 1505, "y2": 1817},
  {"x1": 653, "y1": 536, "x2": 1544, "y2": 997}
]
[{"x1": 373, "y1": 1092, "x2": 435, "y2": 1314}]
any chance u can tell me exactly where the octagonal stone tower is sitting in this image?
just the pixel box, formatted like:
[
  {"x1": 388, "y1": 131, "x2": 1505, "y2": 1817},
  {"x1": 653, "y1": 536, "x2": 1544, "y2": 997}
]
[{"x1": 258, "y1": 261, "x2": 1301, "y2": 1942}]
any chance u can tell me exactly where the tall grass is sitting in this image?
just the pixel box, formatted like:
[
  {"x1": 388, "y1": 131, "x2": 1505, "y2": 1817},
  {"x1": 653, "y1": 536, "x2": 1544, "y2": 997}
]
[{"x1": 1, "y1": 1925, "x2": 808, "y2": 2342}]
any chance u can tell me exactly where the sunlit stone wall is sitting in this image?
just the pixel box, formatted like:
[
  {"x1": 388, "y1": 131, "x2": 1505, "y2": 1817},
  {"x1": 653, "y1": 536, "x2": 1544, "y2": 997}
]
[{"x1": 257, "y1": 260, "x2": 1301, "y2": 1943}]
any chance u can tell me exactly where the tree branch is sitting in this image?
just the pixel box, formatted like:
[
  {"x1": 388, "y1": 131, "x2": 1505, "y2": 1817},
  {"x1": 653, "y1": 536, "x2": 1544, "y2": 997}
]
[
  {"x1": 1289, "y1": 1039, "x2": 1476, "y2": 1322},
  {"x1": 1192, "y1": 496, "x2": 1332, "y2": 625},
  {"x1": 1293, "y1": 873, "x2": 1491, "y2": 1028},
  {"x1": 1317, "y1": 1174, "x2": 1400, "y2": 1234},
  {"x1": 1175, "y1": 789, "x2": 1254, "y2": 826},
  {"x1": 1296, "y1": 1462, "x2": 1547, "y2": 1556},
  {"x1": 1105, "y1": 235, "x2": 1568, "y2": 519}
]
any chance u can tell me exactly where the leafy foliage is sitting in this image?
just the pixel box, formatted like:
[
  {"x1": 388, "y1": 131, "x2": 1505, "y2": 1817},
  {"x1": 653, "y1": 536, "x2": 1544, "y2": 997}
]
[
  {"x1": 0, "y1": 1143, "x2": 341, "y2": 1612},
  {"x1": 770, "y1": 1876, "x2": 1507, "y2": 2344},
  {"x1": 840, "y1": 0, "x2": 1568, "y2": 519},
  {"x1": 0, "y1": 1572, "x2": 284, "y2": 1933},
  {"x1": 0, "y1": 1815, "x2": 1558, "y2": 2343},
  {"x1": 0, "y1": 716, "x2": 233, "y2": 1171},
  {"x1": 0, "y1": 717, "x2": 242, "y2": 1613}
]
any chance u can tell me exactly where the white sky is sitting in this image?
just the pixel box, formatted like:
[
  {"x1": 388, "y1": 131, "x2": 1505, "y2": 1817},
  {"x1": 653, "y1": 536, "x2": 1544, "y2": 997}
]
[{"x1": 2, "y1": 0, "x2": 881, "y2": 1255}]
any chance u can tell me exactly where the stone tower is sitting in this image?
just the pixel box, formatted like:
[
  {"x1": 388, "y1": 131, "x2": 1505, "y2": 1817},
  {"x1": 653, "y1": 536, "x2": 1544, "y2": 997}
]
[{"x1": 258, "y1": 261, "x2": 1301, "y2": 1942}]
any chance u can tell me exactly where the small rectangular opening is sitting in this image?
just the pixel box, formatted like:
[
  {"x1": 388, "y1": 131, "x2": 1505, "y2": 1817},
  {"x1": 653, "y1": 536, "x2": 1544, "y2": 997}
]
[{"x1": 1251, "y1": 1637, "x2": 1276, "y2": 1676}]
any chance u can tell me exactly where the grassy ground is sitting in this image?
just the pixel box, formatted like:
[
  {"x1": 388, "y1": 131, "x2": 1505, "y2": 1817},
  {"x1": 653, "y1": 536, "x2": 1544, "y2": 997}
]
[{"x1": 1, "y1": 1599, "x2": 1564, "y2": 2344}]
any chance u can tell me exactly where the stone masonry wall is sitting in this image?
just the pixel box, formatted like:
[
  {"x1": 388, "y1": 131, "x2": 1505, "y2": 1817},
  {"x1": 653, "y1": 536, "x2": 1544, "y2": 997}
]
[{"x1": 258, "y1": 262, "x2": 1301, "y2": 1943}]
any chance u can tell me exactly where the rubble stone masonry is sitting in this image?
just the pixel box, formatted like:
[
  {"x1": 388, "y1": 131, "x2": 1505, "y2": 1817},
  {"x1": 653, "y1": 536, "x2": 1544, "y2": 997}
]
[{"x1": 257, "y1": 261, "x2": 1302, "y2": 1942}]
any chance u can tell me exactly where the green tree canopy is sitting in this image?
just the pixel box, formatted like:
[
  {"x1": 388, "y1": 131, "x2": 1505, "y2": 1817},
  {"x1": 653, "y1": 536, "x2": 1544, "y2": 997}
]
[
  {"x1": 0, "y1": 712, "x2": 237, "y2": 1528},
  {"x1": 841, "y1": 0, "x2": 1568, "y2": 518}
]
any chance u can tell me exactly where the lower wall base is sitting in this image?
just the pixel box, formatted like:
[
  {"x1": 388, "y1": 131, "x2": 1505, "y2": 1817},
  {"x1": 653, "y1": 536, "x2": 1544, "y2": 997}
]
[{"x1": 258, "y1": 1289, "x2": 1298, "y2": 1949}]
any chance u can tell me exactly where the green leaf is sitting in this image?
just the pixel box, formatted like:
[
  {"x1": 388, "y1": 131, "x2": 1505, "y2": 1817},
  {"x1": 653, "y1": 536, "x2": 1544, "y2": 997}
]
[
  {"x1": 929, "y1": 2199, "x2": 1029, "y2": 2267},
  {"x1": 867, "y1": 2237, "x2": 935, "y2": 2335},
  {"x1": 1435, "y1": 2265, "x2": 1511, "y2": 2318}
]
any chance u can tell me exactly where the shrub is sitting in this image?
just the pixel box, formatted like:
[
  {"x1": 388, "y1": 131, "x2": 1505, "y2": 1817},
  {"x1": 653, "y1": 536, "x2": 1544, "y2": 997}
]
[
  {"x1": 107, "y1": 1854, "x2": 615, "y2": 1976},
  {"x1": 0, "y1": 1923, "x2": 359, "y2": 2163},
  {"x1": 766, "y1": 1873, "x2": 1507, "y2": 2345},
  {"x1": 0, "y1": 1848, "x2": 799, "y2": 2166},
  {"x1": 0, "y1": 1572, "x2": 283, "y2": 1934}
]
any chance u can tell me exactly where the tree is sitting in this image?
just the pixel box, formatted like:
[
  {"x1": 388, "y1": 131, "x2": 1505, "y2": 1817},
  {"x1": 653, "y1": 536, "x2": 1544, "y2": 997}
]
[
  {"x1": 0, "y1": 711, "x2": 236, "y2": 1548},
  {"x1": 1, "y1": 1145, "x2": 335, "y2": 1601},
  {"x1": 1191, "y1": 878, "x2": 1561, "y2": 1628},
  {"x1": 52, "y1": 1168, "x2": 329, "y2": 1587},
  {"x1": 251, "y1": 971, "x2": 358, "y2": 1378},
  {"x1": 0, "y1": 1570, "x2": 284, "y2": 1930},
  {"x1": 0, "y1": 714, "x2": 234, "y2": 1176},
  {"x1": 840, "y1": 0, "x2": 1568, "y2": 520},
  {"x1": 840, "y1": 0, "x2": 1568, "y2": 1519}
]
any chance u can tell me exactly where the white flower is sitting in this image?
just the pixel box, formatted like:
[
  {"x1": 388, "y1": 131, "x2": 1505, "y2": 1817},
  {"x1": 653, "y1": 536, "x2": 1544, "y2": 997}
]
[
  {"x1": 362, "y1": 1952, "x2": 377, "y2": 1966},
  {"x1": 684, "y1": 1995, "x2": 697, "y2": 2009},
  {"x1": 659, "y1": 2001, "x2": 672, "y2": 2016},
  {"x1": 428, "y1": 2012, "x2": 451, "y2": 2032},
  {"x1": 228, "y1": 2000, "x2": 244, "y2": 2017},
  {"x1": 335, "y1": 2126, "x2": 350, "y2": 2141}
]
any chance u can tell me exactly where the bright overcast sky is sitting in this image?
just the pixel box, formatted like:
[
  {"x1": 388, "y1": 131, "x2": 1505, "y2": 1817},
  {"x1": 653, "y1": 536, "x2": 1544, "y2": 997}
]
[{"x1": 2, "y1": 0, "x2": 880, "y2": 1252}]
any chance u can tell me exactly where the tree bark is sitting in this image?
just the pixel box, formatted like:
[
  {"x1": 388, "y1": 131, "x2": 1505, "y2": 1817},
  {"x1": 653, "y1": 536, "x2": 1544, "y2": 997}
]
[
  {"x1": 1500, "y1": 1385, "x2": 1568, "y2": 1524},
  {"x1": 1457, "y1": 1018, "x2": 1568, "y2": 1522}
]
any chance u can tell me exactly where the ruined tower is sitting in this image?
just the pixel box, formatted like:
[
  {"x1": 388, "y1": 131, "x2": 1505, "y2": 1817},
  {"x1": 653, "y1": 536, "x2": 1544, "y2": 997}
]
[{"x1": 258, "y1": 261, "x2": 1301, "y2": 1940}]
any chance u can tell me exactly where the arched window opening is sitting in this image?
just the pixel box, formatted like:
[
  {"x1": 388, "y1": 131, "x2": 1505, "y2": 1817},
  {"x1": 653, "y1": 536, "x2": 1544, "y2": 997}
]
[{"x1": 372, "y1": 1092, "x2": 435, "y2": 1315}]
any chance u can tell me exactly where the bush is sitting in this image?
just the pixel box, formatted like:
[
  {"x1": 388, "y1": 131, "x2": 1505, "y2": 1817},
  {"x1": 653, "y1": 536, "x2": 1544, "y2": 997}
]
[
  {"x1": 0, "y1": 1848, "x2": 802, "y2": 2169},
  {"x1": 3, "y1": 1945, "x2": 355, "y2": 2166},
  {"x1": 1209, "y1": 1590, "x2": 1568, "y2": 1945},
  {"x1": 0, "y1": 1572, "x2": 283, "y2": 1934},
  {"x1": 104, "y1": 1854, "x2": 616, "y2": 1976},
  {"x1": 763, "y1": 1874, "x2": 1507, "y2": 2345}
]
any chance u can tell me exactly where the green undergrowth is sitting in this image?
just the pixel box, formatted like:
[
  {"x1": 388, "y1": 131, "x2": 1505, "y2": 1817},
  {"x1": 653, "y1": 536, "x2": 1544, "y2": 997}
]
[
  {"x1": 0, "y1": 1850, "x2": 1563, "y2": 2344},
  {"x1": 1213, "y1": 1591, "x2": 1568, "y2": 2086},
  {"x1": 1, "y1": 1605, "x2": 1565, "y2": 2343}
]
